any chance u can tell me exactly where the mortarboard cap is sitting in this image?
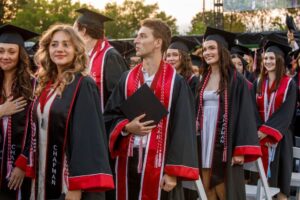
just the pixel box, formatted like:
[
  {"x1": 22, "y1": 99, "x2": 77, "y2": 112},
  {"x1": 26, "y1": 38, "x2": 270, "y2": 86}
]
[
  {"x1": 286, "y1": 15, "x2": 297, "y2": 32},
  {"x1": 230, "y1": 45, "x2": 254, "y2": 57},
  {"x1": 0, "y1": 24, "x2": 39, "y2": 47},
  {"x1": 264, "y1": 39, "x2": 292, "y2": 59},
  {"x1": 120, "y1": 84, "x2": 168, "y2": 125},
  {"x1": 190, "y1": 54, "x2": 203, "y2": 68},
  {"x1": 76, "y1": 8, "x2": 113, "y2": 29},
  {"x1": 289, "y1": 48, "x2": 300, "y2": 59},
  {"x1": 204, "y1": 27, "x2": 236, "y2": 49},
  {"x1": 169, "y1": 36, "x2": 198, "y2": 53}
]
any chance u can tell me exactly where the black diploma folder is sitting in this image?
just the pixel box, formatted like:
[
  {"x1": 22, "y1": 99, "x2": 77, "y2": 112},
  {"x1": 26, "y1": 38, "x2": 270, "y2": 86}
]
[{"x1": 120, "y1": 84, "x2": 169, "y2": 125}]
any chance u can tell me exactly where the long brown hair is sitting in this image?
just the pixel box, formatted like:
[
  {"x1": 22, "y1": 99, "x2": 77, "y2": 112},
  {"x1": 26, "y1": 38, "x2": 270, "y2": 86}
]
[
  {"x1": 0, "y1": 46, "x2": 33, "y2": 100},
  {"x1": 257, "y1": 52, "x2": 285, "y2": 94},
  {"x1": 35, "y1": 24, "x2": 88, "y2": 96},
  {"x1": 178, "y1": 50, "x2": 194, "y2": 79},
  {"x1": 198, "y1": 40, "x2": 233, "y2": 94}
]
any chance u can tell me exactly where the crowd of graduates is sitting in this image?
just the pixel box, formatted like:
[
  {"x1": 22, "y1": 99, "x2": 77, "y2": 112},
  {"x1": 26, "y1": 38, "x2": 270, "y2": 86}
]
[{"x1": 0, "y1": 7, "x2": 299, "y2": 200}]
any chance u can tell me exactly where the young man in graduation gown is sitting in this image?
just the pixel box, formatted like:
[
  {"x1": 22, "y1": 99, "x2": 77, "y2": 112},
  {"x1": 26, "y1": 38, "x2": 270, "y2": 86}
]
[
  {"x1": 73, "y1": 8, "x2": 128, "y2": 112},
  {"x1": 104, "y1": 18, "x2": 199, "y2": 200}
]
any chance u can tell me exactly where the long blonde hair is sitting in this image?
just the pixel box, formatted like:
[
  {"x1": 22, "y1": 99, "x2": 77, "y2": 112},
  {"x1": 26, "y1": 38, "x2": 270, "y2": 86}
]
[{"x1": 34, "y1": 24, "x2": 88, "y2": 96}]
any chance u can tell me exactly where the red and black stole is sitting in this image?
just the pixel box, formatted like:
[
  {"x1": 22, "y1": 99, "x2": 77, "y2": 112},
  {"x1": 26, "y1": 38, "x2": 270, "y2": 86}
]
[
  {"x1": 89, "y1": 39, "x2": 113, "y2": 112},
  {"x1": 256, "y1": 75, "x2": 292, "y2": 172},
  {"x1": 115, "y1": 61, "x2": 176, "y2": 200},
  {"x1": 196, "y1": 69, "x2": 229, "y2": 188},
  {"x1": 0, "y1": 97, "x2": 31, "y2": 194}
]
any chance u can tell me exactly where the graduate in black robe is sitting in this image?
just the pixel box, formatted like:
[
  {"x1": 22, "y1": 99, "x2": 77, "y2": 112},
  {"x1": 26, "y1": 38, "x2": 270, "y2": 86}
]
[
  {"x1": 74, "y1": 8, "x2": 128, "y2": 112},
  {"x1": 28, "y1": 24, "x2": 113, "y2": 200},
  {"x1": 166, "y1": 37, "x2": 199, "y2": 96},
  {"x1": 196, "y1": 27, "x2": 261, "y2": 200},
  {"x1": 105, "y1": 19, "x2": 199, "y2": 200},
  {"x1": 0, "y1": 24, "x2": 38, "y2": 199},
  {"x1": 231, "y1": 45, "x2": 256, "y2": 83},
  {"x1": 289, "y1": 48, "x2": 300, "y2": 138},
  {"x1": 254, "y1": 39, "x2": 297, "y2": 198}
]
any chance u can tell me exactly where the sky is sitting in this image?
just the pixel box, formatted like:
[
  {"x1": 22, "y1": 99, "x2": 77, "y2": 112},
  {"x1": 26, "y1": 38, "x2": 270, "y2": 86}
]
[{"x1": 78, "y1": 0, "x2": 214, "y2": 33}]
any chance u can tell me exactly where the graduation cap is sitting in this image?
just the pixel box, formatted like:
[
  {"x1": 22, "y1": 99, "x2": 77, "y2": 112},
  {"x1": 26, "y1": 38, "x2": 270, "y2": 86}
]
[
  {"x1": 120, "y1": 84, "x2": 168, "y2": 125},
  {"x1": 286, "y1": 15, "x2": 297, "y2": 32},
  {"x1": 204, "y1": 27, "x2": 236, "y2": 49},
  {"x1": 169, "y1": 36, "x2": 198, "y2": 52},
  {"x1": 264, "y1": 38, "x2": 292, "y2": 59},
  {"x1": 76, "y1": 8, "x2": 113, "y2": 29},
  {"x1": 230, "y1": 45, "x2": 254, "y2": 57},
  {"x1": 190, "y1": 54, "x2": 203, "y2": 68},
  {"x1": 0, "y1": 24, "x2": 39, "y2": 47},
  {"x1": 289, "y1": 48, "x2": 300, "y2": 59}
]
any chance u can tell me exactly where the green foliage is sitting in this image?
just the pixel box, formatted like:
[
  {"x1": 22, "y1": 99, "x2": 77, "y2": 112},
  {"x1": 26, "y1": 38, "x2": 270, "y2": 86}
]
[
  {"x1": 187, "y1": 11, "x2": 246, "y2": 35},
  {"x1": 103, "y1": 0, "x2": 178, "y2": 39},
  {"x1": 0, "y1": 0, "x2": 27, "y2": 24},
  {"x1": 11, "y1": 0, "x2": 87, "y2": 34}
]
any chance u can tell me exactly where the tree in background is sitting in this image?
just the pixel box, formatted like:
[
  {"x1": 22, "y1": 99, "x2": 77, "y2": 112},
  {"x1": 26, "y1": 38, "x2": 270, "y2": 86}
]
[
  {"x1": 11, "y1": 0, "x2": 87, "y2": 33},
  {"x1": 188, "y1": 7, "x2": 300, "y2": 34},
  {"x1": 103, "y1": 0, "x2": 178, "y2": 38},
  {"x1": 0, "y1": 0, "x2": 27, "y2": 24},
  {"x1": 187, "y1": 11, "x2": 246, "y2": 35}
]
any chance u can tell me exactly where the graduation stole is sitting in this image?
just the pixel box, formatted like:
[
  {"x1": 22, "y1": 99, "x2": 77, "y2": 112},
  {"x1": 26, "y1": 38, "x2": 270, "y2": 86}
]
[
  {"x1": 196, "y1": 69, "x2": 229, "y2": 187},
  {"x1": 0, "y1": 97, "x2": 30, "y2": 188},
  {"x1": 89, "y1": 39, "x2": 113, "y2": 111},
  {"x1": 256, "y1": 75, "x2": 292, "y2": 123},
  {"x1": 116, "y1": 61, "x2": 176, "y2": 200},
  {"x1": 29, "y1": 75, "x2": 83, "y2": 199},
  {"x1": 256, "y1": 75, "x2": 292, "y2": 172}
]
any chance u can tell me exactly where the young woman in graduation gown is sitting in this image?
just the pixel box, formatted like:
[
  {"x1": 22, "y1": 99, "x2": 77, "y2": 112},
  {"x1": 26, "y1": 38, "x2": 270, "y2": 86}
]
[
  {"x1": 0, "y1": 24, "x2": 38, "y2": 199},
  {"x1": 28, "y1": 24, "x2": 114, "y2": 200},
  {"x1": 254, "y1": 41, "x2": 297, "y2": 200},
  {"x1": 196, "y1": 27, "x2": 262, "y2": 200},
  {"x1": 165, "y1": 41, "x2": 199, "y2": 96},
  {"x1": 231, "y1": 53, "x2": 255, "y2": 86}
]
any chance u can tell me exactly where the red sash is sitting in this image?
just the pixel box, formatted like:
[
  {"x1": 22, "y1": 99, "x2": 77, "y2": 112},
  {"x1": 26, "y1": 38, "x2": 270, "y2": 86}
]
[
  {"x1": 116, "y1": 61, "x2": 176, "y2": 200},
  {"x1": 256, "y1": 75, "x2": 292, "y2": 172},
  {"x1": 89, "y1": 39, "x2": 113, "y2": 112}
]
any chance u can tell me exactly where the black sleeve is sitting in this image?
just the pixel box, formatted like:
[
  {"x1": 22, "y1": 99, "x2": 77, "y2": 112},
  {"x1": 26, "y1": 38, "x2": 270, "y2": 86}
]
[
  {"x1": 67, "y1": 77, "x2": 114, "y2": 191},
  {"x1": 232, "y1": 76, "x2": 261, "y2": 162},
  {"x1": 164, "y1": 77, "x2": 199, "y2": 180},
  {"x1": 104, "y1": 72, "x2": 130, "y2": 158},
  {"x1": 104, "y1": 49, "x2": 129, "y2": 95}
]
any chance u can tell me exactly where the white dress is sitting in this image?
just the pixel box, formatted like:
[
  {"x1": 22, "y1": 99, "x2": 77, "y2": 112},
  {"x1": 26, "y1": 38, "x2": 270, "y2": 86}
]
[{"x1": 201, "y1": 90, "x2": 219, "y2": 168}]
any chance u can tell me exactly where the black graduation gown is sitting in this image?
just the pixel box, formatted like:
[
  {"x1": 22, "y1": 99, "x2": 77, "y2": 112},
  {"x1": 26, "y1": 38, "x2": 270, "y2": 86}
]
[
  {"x1": 103, "y1": 48, "x2": 129, "y2": 106},
  {"x1": 244, "y1": 70, "x2": 256, "y2": 83},
  {"x1": 253, "y1": 78, "x2": 297, "y2": 196},
  {"x1": 292, "y1": 70, "x2": 300, "y2": 138},
  {"x1": 29, "y1": 75, "x2": 114, "y2": 200},
  {"x1": 104, "y1": 65, "x2": 199, "y2": 200},
  {"x1": 186, "y1": 75, "x2": 199, "y2": 97},
  {"x1": 0, "y1": 100, "x2": 32, "y2": 199},
  {"x1": 196, "y1": 69, "x2": 261, "y2": 200}
]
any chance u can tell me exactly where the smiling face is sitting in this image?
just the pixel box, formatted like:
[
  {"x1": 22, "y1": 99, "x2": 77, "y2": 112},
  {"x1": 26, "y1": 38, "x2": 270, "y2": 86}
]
[
  {"x1": 49, "y1": 31, "x2": 76, "y2": 70},
  {"x1": 202, "y1": 40, "x2": 219, "y2": 65},
  {"x1": 0, "y1": 43, "x2": 19, "y2": 72},
  {"x1": 134, "y1": 26, "x2": 161, "y2": 58},
  {"x1": 263, "y1": 52, "x2": 276, "y2": 72},
  {"x1": 165, "y1": 49, "x2": 181, "y2": 70}
]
